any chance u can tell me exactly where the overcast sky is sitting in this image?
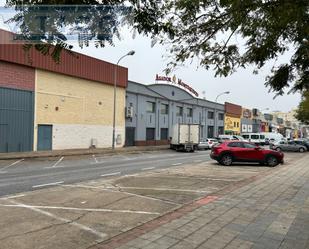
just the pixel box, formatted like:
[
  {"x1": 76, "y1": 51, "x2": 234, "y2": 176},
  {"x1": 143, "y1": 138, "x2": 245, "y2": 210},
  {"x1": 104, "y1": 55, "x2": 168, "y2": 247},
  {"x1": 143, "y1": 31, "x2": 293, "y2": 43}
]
[{"x1": 0, "y1": 3, "x2": 301, "y2": 112}]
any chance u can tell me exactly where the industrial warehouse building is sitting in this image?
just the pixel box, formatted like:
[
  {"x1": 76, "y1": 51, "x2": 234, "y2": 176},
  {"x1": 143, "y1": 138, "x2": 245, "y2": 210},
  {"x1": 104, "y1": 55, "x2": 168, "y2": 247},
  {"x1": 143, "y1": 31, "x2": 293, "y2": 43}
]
[
  {"x1": 125, "y1": 81, "x2": 225, "y2": 146},
  {"x1": 0, "y1": 29, "x2": 127, "y2": 152}
]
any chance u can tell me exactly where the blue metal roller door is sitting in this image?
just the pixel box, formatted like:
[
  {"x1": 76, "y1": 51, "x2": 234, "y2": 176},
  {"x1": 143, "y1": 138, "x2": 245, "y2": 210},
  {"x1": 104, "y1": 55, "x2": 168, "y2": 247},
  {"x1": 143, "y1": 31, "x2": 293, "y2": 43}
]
[{"x1": 0, "y1": 87, "x2": 34, "y2": 152}]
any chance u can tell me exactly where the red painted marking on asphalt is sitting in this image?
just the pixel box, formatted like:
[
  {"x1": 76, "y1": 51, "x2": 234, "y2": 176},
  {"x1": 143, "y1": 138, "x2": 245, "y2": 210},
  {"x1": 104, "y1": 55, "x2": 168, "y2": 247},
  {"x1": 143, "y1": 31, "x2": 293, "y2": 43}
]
[{"x1": 195, "y1": 195, "x2": 218, "y2": 205}]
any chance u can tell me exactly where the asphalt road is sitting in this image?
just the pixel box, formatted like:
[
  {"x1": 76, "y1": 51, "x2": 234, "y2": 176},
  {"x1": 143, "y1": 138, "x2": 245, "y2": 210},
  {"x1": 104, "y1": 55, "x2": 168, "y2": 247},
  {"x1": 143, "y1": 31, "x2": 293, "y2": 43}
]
[{"x1": 0, "y1": 149, "x2": 212, "y2": 197}]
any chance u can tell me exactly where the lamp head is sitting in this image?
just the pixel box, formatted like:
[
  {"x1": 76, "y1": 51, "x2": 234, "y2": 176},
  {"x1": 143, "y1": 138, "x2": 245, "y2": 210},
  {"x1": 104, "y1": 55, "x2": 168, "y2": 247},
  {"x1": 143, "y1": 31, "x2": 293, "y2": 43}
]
[
  {"x1": 127, "y1": 50, "x2": 135, "y2": 56},
  {"x1": 225, "y1": 91, "x2": 230, "y2": 94}
]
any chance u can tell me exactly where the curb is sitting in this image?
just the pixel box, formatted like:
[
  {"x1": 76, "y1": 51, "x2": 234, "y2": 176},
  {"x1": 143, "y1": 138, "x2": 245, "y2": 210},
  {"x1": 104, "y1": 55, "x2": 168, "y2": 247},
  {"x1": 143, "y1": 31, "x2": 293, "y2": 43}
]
[{"x1": 0, "y1": 145, "x2": 170, "y2": 160}]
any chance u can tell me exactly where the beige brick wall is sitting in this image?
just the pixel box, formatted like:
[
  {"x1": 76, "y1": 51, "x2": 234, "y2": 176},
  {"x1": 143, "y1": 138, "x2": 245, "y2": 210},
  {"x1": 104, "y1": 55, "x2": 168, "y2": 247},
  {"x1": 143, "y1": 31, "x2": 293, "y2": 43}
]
[{"x1": 34, "y1": 69, "x2": 126, "y2": 150}]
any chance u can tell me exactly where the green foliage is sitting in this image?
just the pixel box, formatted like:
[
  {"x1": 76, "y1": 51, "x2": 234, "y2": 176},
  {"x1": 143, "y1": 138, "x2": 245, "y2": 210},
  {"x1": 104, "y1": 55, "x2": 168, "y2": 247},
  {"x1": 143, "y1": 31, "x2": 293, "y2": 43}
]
[
  {"x1": 5, "y1": 0, "x2": 309, "y2": 96},
  {"x1": 295, "y1": 91, "x2": 309, "y2": 124}
]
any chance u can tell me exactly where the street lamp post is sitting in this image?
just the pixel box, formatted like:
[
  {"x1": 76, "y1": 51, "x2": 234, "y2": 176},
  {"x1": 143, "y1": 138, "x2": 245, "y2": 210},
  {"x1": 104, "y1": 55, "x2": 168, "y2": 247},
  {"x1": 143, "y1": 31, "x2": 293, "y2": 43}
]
[
  {"x1": 112, "y1": 50, "x2": 135, "y2": 149},
  {"x1": 214, "y1": 91, "x2": 230, "y2": 137}
]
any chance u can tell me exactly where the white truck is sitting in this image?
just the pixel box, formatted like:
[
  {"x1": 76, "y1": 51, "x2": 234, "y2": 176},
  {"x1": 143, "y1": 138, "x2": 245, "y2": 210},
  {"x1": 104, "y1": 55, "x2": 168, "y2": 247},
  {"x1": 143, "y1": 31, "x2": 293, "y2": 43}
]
[{"x1": 170, "y1": 123, "x2": 200, "y2": 152}]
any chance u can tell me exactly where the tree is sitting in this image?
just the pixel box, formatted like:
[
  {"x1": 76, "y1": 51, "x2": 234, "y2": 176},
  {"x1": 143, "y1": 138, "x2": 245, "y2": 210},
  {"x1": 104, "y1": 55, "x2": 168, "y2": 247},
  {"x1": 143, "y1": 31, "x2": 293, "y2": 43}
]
[
  {"x1": 295, "y1": 91, "x2": 309, "y2": 124},
  {"x1": 4, "y1": 0, "x2": 309, "y2": 96}
]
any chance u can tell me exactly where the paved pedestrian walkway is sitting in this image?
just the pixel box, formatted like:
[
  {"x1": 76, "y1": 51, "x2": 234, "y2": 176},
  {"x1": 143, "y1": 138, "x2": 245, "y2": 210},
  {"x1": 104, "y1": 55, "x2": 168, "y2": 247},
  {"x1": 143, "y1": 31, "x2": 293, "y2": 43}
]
[{"x1": 91, "y1": 154, "x2": 309, "y2": 249}]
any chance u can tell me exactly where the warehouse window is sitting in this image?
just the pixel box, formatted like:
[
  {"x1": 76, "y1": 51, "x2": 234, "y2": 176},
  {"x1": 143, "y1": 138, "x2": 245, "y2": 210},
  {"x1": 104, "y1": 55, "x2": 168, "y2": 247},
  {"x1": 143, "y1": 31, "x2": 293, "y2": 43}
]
[
  {"x1": 161, "y1": 103, "x2": 169, "y2": 114},
  {"x1": 218, "y1": 113, "x2": 224, "y2": 120},
  {"x1": 176, "y1": 106, "x2": 183, "y2": 116},
  {"x1": 208, "y1": 111, "x2": 214, "y2": 119},
  {"x1": 146, "y1": 101, "x2": 155, "y2": 113},
  {"x1": 187, "y1": 108, "x2": 193, "y2": 117}
]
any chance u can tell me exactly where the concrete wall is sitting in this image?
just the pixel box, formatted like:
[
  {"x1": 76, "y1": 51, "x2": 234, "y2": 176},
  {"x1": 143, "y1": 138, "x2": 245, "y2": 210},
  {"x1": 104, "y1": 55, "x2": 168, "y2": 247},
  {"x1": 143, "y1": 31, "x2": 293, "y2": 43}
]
[{"x1": 35, "y1": 69, "x2": 126, "y2": 150}]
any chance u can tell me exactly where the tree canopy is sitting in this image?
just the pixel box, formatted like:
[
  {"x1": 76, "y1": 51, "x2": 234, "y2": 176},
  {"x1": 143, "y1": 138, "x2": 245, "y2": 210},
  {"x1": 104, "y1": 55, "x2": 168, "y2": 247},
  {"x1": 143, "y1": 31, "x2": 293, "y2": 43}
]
[
  {"x1": 4, "y1": 0, "x2": 309, "y2": 96},
  {"x1": 295, "y1": 91, "x2": 309, "y2": 124}
]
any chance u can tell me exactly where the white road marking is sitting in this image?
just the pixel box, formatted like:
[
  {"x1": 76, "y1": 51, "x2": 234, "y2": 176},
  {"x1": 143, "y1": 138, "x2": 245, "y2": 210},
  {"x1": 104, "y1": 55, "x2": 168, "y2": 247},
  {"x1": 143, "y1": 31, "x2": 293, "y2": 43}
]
[
  {"x1": 81, "y1": 201, "x2": 87, "y2": 204},
  {"x1": 6, "y1": 200, "x2": 107, "y2": 240},
  {"x1": 141, "y1": 167, "x2": 155, "y2": 171},
  {"x1": 124, "y1": 174, "x2": 139, "y2": 177},
  {"x1": 172, "y1": 163, "x2": 182, "y2": 166},
  {"x1": 60, "y1": 184, "x2": 178, "y2": 205},
  {"x1": 1, "y1": 203, "x2": 160, "y2": 215},
  {"x1": 52, "y1": 156, "x2": 64, "y2": 167},
  {"x1": 32, "y1": 181, "x2": 64, "y2": 189},
  {"x1": 101, "y1": 172, "x2": 121, "y2": 177},
  {"x1": 92, "y1": 155, "x2": 98, "y2": 164},
  {"x1": 0, "y1": 159, "x2": 24, "y2": 172},
  {"x1": 106, "y1": 186, "x2": 208, "y2": 193},
  {"x1": 194, "y1": 160, "x2": 202, "y2": 163},
  {"x1": 1, "y1": 194, "x2": 25, "y2": 200}
]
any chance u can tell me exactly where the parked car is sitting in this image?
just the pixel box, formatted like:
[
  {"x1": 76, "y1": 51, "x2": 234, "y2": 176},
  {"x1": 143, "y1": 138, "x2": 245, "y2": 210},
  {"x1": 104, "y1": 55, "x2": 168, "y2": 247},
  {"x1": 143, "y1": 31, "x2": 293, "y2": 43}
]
[
  {"x1": 198, "y1": 139, "x2": 209, "y2": 150},
  {"x1": 292, "y1": 140, "x2": 309, "y2": 150},
  {"x1": 198, "y1": 138, "x2": 219, "y2": 150},
  {"x1": 210, "y1": 141, "x2": 284, "y2": 166},
  {"x1": 270, "y1": 141, "x2": 307, "y2": 152}
]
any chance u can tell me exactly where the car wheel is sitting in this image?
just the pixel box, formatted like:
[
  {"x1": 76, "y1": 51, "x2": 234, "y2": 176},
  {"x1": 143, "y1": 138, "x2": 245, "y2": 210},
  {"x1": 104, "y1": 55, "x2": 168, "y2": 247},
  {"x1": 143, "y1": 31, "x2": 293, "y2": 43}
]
[
  {"x1": 299, "y1": 147, "x2": 305, "y2": 153},
  {"x1": 266, "y1": 156, "x2": 278, "y2": 167},
  {"x1": 275, "y1": 147, "x2": 281, "y2": 152},
  {"x1": 220, "y1": 154, "x2": 233, "y2": 166}
]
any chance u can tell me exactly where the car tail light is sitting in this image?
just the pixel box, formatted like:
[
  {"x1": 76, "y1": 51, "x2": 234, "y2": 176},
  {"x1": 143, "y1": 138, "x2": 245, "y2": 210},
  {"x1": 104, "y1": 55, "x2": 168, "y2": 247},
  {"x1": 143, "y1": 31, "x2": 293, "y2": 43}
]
[{"x1": 209, "y1": 141, "x2": 213, "y2": 144}]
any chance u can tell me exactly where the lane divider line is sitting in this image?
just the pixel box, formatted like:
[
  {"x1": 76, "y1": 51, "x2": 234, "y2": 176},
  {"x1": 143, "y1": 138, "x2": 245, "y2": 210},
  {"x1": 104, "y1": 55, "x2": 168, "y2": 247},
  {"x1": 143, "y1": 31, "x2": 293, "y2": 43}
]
[
  {"x1": 52, "y1": 156, "x2": 64, "y2": 168},
  {"x1": 141, "y1": 167, "x2": 155, "y2": 171},
  {"x1": 172, "y1": 163, "x2": 182, "y2": 166},
  {"x1": 32, "y1": 181, "x2": 64, "y2": 189},
  {"x1": 101, "y1": 172, "x2": 121, "y2": 177},
  {"x1": 0, "y1": 159, "x2": 24, "y2": 172}
]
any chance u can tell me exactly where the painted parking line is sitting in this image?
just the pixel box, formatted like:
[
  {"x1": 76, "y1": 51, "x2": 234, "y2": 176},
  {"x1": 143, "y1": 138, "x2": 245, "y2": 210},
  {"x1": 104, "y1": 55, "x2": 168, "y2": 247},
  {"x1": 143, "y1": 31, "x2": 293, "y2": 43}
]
[
  {"x1": 101, "y1": 172, "x2": 121, "y2": 177},
  {"x1": 61, "y1": 183, "x2": 178, "y2": 205},
  {"x1": 52, "y1": 156, "x2": 64, "y2": 167},
  {"x1": 32, "y1": 181, "x2": 64, "y2": 189},
  {"x1": 107, "y1": 186, "x2": 209, "y2": 193},
  {"x1": 0, "y1": 203, "x2": 160, "y2": 215},
  {"x1": 6, "y1": 199, "x2": 107, "y2": 240},
  {"x1": 0, "y1": 159, "x2": 24, "y2": 173},
  {"x1": 92, "y1": 155, "x2": 98, "y2": 164},
  {"x1": 1, "y1": 194, "x2": 26, "y2": 200},
  {"x1": 141, "y1": 167, "x2": 155, "y2": 171}
]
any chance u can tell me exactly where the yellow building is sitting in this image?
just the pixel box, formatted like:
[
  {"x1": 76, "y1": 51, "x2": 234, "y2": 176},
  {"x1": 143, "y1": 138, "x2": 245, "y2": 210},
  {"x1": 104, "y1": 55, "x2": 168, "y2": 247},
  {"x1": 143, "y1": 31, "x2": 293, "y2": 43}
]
[
  {"x1": 224, "y1": 116, "x2": 241, "y2": 135},
  {"x1": 34, "y1": 70, "x2": 126, "y2": 150},
  {"x1": 224, "y1": 102, "x2": 242, "y2": 135}
]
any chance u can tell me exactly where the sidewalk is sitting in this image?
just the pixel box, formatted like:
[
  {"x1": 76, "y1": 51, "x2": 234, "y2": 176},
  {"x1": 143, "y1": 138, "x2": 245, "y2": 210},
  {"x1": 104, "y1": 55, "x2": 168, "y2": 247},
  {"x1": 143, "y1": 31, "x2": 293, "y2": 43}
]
[
  {"x1": 0, "y1": 145, "x2": 169, "y2": 160},
  {"x1": 92, "y1": 154, "x2": 309, "y2": 249}
]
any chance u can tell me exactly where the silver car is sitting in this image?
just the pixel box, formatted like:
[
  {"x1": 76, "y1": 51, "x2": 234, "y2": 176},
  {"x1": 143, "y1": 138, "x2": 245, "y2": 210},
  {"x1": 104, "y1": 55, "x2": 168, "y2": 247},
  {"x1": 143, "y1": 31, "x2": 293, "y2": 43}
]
[
  {"x1": 270, "y1": 141, "x2": 307, "y2": 152},
  {"x1": 198, "y1": 138, "x2": 218, "y2": 150}
]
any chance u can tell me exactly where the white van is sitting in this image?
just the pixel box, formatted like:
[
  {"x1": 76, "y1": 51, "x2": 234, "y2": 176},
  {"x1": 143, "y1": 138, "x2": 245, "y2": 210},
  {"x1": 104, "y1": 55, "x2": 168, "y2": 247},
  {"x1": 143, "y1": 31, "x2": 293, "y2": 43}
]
[
  {"x1": 260, "y1": 132, "x2": 284, "y2": 144},
  {"x1": 241, "y1": 133, "x2": 266, "y2": 145},
  {"x1": 218, "y1": 135, "x2": 247, "y2": 141}
]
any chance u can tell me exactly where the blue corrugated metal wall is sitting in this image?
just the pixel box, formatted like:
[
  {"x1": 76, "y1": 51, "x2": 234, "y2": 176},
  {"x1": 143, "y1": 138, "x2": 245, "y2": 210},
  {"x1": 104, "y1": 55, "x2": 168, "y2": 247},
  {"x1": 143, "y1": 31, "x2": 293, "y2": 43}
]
[{"x1": 0, "y1": 87, "x2": 34, "y2": 152}]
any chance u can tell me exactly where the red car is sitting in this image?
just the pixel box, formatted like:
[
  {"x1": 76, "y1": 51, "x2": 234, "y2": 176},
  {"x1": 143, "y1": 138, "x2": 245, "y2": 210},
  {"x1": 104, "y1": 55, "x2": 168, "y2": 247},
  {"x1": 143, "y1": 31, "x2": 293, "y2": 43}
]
[{"x1": 210, "y1": 141, "x2": 284, "y2": 167}]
